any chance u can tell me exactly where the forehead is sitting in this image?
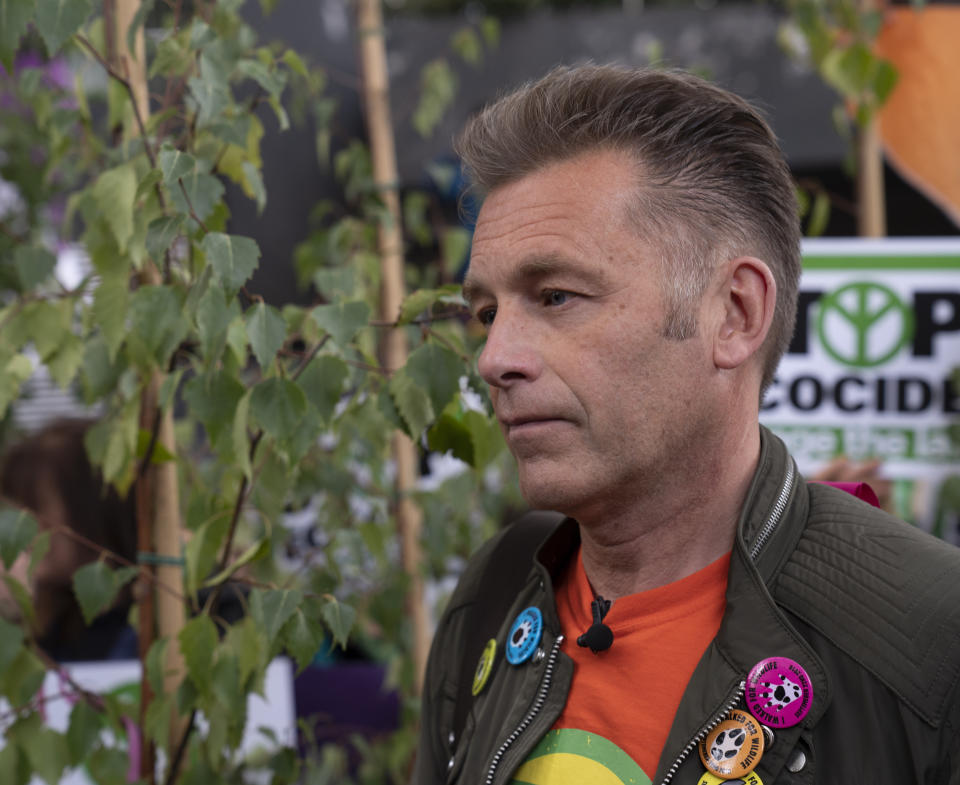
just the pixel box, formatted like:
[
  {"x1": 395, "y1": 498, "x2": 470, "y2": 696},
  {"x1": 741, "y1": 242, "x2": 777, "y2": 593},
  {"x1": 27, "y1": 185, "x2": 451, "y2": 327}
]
[{"x1": 465, "y1": 150, "x2": 649, "y2": 297}]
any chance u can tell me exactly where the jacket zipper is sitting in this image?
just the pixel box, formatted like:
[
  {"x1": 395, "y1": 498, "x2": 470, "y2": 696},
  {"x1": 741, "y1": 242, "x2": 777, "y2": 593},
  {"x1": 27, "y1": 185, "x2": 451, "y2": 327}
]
[
  {"x1": 658, "y1": 681, "x2": 746, "y2": 785},
  {"x1": 749, "y1": 460, "x2": 796, "y2": 560},
  {"x1": 656, "y1": 460, "x2": 795, "y2": 785},
  {"x1": 483, "y1": 634, "x2": 565, "y2": 785}
]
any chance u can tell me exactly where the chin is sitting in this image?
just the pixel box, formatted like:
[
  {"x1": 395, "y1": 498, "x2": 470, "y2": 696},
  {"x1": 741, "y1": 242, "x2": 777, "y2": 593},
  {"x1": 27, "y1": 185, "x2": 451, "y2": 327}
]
[{"x1": 518, "y1": 467, "x2": 588, "y2": 515}]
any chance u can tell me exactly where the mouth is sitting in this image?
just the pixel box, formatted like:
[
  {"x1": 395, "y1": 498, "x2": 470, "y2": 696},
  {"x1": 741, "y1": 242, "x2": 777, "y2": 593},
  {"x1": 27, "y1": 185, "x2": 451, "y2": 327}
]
[{"x1": 500, "y1": 416, "x2": 568, "y2": 434}]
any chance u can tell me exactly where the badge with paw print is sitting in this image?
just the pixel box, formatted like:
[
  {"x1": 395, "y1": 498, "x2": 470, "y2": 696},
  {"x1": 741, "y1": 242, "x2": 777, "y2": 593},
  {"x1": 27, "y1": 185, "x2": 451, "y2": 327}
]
[
  {"x1": 699, "y1": 710, "x2": 765, "y2": 779},
  {"x1": 745, "y1": 657, "x2": 813, "y2": 728}
]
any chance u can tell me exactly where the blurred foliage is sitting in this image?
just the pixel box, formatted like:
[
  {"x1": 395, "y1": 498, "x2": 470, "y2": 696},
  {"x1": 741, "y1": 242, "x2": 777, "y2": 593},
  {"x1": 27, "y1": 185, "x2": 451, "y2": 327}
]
[{"x1": 0, "y1": 0, "x2": 518, "y2": 783}]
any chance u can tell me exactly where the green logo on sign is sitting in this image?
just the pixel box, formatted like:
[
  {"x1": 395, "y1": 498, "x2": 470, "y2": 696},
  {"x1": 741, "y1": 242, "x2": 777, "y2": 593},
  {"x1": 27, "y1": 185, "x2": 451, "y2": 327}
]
[{"x1": 816, "y1": 282, "x2": 914, "y2": 368}]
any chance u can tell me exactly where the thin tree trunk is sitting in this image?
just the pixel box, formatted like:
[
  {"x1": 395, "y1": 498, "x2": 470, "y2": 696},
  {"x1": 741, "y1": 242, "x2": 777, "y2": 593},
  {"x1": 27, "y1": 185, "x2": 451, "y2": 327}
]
[
  {"x1": 114, "y1": 0, "x2": 188, "y2": 777},
  {"x1": 356, "y1": 0, "x2": 429, "y2": 694}
]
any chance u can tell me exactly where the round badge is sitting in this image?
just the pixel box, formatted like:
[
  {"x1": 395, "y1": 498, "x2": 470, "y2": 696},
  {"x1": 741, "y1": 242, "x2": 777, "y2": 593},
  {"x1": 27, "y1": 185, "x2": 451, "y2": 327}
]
[
  {"x1": 505, "y1": 607, "x2": 543, "y2": 665},
  {"x1": 698, "y1": 710, "x2": 765, "y2": 779},
  {"x1": 472, "y1": 638, "x2": 497, "y2": 696},
  {"x1": 745, "y1": 656, "x2": 813, "y2": 728},
  {"x1": 698, "y1": 770, "x2": 764, "y2": 785}
]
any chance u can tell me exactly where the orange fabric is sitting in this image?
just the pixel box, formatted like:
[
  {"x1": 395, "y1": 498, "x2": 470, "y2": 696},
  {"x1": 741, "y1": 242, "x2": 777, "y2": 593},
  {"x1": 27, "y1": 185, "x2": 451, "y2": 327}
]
[
  {"x1": 552, "y1": 548, "x2": 731, "y2": 778},
  {"x1": 875, "y1": 7, "x2": 960, "y2": 227}
]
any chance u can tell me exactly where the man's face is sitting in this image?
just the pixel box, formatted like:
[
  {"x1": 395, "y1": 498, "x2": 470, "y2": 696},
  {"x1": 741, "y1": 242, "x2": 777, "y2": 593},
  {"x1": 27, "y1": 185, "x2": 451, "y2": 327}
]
[{"x1": 464, "y1": 149, "x2": 720, "y2": 519}]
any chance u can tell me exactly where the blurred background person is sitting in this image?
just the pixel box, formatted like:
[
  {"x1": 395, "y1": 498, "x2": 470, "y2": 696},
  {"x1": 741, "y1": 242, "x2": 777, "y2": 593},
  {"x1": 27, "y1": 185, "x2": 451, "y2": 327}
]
[{"x1": 0, "y1": 419, "x2": 138, "y2": 661}]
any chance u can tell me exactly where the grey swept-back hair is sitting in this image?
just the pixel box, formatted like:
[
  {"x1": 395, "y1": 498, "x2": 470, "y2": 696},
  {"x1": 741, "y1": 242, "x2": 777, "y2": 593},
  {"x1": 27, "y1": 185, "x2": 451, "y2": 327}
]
[{"x1": 456, "y1": 63, "x2": 801, "y2": 395}]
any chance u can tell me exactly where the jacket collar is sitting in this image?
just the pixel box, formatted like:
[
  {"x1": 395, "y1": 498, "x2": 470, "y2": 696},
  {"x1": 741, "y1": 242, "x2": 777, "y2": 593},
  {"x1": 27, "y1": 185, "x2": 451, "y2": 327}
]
[{"x1": 655, "y1": 427, "x2": 830, "y2": 783}]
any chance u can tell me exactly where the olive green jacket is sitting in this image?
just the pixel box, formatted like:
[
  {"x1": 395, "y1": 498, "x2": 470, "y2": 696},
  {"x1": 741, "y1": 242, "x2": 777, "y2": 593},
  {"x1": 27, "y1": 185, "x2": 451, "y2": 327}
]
[{"x1": 413, "y1": 429, "x2": 960, "y2": 784}]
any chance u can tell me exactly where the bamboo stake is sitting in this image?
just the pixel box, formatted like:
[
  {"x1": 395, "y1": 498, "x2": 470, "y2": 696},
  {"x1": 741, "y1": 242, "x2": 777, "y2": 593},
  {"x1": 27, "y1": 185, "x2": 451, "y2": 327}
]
[
  {"x1": 356, "y1": 0, "x2": 429, "y2": 694},
  {"x1": 857, "y1": 115, "x2": 887, "y2": 237},
  {"x1": 114, "y1": 0, "x2": 188, "y2": 774},
  {"x1": 857, "y1": 0, "x2": 887, "y2": 237}
]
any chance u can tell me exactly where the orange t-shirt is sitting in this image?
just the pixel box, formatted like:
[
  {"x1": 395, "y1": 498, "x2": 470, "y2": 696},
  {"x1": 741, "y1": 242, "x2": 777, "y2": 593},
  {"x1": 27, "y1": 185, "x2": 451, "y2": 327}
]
[{"x1": 510, "y1": 548, "x2": 730, "y2": 785}]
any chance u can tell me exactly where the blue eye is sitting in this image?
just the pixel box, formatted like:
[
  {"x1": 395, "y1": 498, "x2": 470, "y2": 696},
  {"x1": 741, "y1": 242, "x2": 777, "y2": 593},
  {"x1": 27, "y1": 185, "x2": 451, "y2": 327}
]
[{"x1": 544, "y1": 290, "x2": 572, "y2": 306}]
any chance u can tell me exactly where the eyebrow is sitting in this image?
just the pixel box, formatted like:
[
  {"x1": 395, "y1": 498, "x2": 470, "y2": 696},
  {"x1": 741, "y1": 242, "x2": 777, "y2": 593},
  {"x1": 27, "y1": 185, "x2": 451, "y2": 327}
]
[{"x1": 463, "y1": 254, "x2": 605, "y2": 307}]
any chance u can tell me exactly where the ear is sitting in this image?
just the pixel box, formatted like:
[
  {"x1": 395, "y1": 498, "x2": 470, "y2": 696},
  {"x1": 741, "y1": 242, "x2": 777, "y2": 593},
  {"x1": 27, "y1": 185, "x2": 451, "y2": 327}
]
[{"x1": 712, "y1": 256, "x2": 776, "y2": 371}]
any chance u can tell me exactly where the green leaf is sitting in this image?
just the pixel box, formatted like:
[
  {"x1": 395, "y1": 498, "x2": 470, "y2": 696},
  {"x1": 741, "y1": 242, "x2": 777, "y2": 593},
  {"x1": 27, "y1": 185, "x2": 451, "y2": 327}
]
[
  {"x1": 480, "y1": 16, "x2": 500, "y2": 48},
  {"x1": 232, "y1": 389, "x2": 253, "y2": 479},
  {"x1": 72, "y1": 561, "x2": 138, "y2": 625},
  {"x1": 79, "y1": 339, "x2": 121, "y2": 406},
  {"x1": 85, "y1": 746, "x2": 128, "y2": 785},
  {"x1": 406, "y1": 342, "x2": 463, "y2": 416},
  {"x1": 281, "y1": 609, "x2": 321, "y2": 673},
  {"x1": 182, "y1": 370, "x2": 245, "y2": 447},
  {"x1": 807, "y1": 190, "x2": 831, "y2": 237},
  {"x1": 413, "y1": 59, "x2": 457, "y2": 138},
  {"x1": 36, "y1": 0, "x2": 93, "y2": 55},
  {"x1": 13, "y1": 246, "x2": 57, "y2": 292},
  {"x1": 144, "y1": 692, "x2": 172, "y2": 750},
  {"x1": 398, "y1": 284, "x2": 463, "y2": 325},
  {"x1": 296, "y1": 354, "x2": 348, "y2": 423},
  {"x1": 129, "y1": 285, "x2": 187, "y2": 368},
  {"x1": 388, "y1": 368, "x2": 434, "y2": 438},
  {"x1": 92, "y1": 163, "x2": 138, "y2": 252},
  {"x1": 267, "y1": 94, "x2": 290, "y2": 131},
  {"x1": 250, "y1": 588, "x2": 303, "y2": 649},
  {"x1": 249, "y1": 377, "x2": 308, "y2": 443},
  {"x1": 211, "y1": 652, "x2": 245, "y2": 718},
  {"x1": 170, "y1": 171, "x2": 224, "y2": 223},
  {"x1": 202, "y1": 536, "x2": 269, "y2": 590},
  {"x1": 0, "y1": 508, "x2": 37, "y2": 570},
  {"x1": 237, "y1": 58, "x2": 286, "y2": 99},
  {"x1": 159, "y1": 147, "x2": 198, "y2": 185},
  {"x1": 0, "y1": 648, "x2": 45, "y2": 705},
  {"x1": 92, "y1": 272, "x2": 130, "y2": 360},
  {"x1": 0, "y1": 0, "x2": 32, "y2": 72},
  {"x1": 179, "y1": 614, "x2": 218, "y2": 688},
  {"x1": 241, "y1": 160, "x2": 267, "y2": 214},
  {"x1": 146, "y1": 215, "x2": 186, "y2": 261},
  {"x1": 0, "y1": 616, "x2": 24, "y2": 674},
  {"x1": 0, "y1": 353, "x2": 33, "y2": 418},
  {"x1": 450, "y1": 27, "x2": 483, "y2": 66},
  {"x1": 66, "y1": 701, "x2": 103, "y2": 766},
  {"x1": 184, "y1": 511, "x2": 230, "y2": 597},
  {"x1": 463, "y1": 409, "x2": 504, "y2": 469},
  {"x1": 202, "y1": 232, "x2": 260, "y2": 293},
  {"x1": 145, "y1": 637, "x2": 170, "y2": 694},
  {"x1": 310, "y1": 300, "x2": 370, "y2": 349},
  {"x1": 441, "y1": 227, "x2": 472, "y2": 276},
  {"x1": 321, "y1": 597, "x2": 355, "y2": 650},
  {"x1": 1, "y1": 574, "x2": 34, "y2": 625},
  {"x1": 195, "y1": 287, "x2": 238, "y2": 366},
  {"x1": 21, "y1": 727, "x2": 69, "y2": 785},
  {"x1": 47, "y1": 331, "x2": 84, "y2": 389},
  {"x1": 282, "y1": 49, "x2": 308, "y2": 78},
  {"x1": 245, "y1": 302, "x2": 287, "y2": 370},
  {"x1": 426, "y1": 411, "x2": 474, "y2": 465},
  {"x1": 189, "y1": 51, "x2": 231, "y2": 127}
]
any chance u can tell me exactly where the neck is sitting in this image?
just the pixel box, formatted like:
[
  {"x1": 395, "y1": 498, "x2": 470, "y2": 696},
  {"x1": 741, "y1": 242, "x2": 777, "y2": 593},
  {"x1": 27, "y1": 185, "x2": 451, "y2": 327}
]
[{"x1": 576, "y1": 424, "x2": 761, "y2": 601}]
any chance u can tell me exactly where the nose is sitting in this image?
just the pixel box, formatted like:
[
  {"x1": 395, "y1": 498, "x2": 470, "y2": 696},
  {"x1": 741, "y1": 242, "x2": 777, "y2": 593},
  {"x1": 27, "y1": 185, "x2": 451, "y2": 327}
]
[{"x1": 476, "y1": 310, "x2": 542, "y2": 390}]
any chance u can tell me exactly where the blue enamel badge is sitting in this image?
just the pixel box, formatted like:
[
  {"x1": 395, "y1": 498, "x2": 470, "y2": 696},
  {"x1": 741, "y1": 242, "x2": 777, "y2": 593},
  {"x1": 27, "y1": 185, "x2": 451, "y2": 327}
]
[{"x1": 506, "y1": 607, "x2": 543, "y2": 665}]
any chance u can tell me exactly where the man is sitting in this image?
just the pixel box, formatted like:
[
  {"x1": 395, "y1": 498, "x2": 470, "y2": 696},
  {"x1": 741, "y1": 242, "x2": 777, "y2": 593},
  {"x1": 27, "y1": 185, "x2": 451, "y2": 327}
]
[{"x1": 413, "y1": 64, "x2": 960, "y2": 785}]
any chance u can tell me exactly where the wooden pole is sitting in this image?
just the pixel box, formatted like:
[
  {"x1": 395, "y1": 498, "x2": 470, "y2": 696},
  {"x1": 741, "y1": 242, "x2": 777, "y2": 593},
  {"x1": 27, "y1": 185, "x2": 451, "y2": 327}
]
[
  {"x1": 858, "y1": 0, "x2": 887, "y2": 237},
  {"x1": 356, "y1": 0, "x2": 429, "y2": 694},
  {"x1": 114, "y1": 0, "x2": 188, "y2": 775},
  {"x1": 857, "y1": 117, "x2": 887, "y2": 237}
]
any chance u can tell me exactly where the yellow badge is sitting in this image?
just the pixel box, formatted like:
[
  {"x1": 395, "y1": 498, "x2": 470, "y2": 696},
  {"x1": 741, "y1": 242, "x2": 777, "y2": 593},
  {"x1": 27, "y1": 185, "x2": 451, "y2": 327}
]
[
  {"x1": 472, "y1": 638, "x2": 497, "y2": 696},
  {"x1": 698, "y1": 770, "x2": 764, "y2": 785}
]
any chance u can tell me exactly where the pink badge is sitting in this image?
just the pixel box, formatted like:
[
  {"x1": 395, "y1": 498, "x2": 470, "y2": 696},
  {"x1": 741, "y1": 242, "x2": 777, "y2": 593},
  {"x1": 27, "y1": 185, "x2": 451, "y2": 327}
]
[{"x1": 745, "y1": 657, "x2": 813, "y2": 728}]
